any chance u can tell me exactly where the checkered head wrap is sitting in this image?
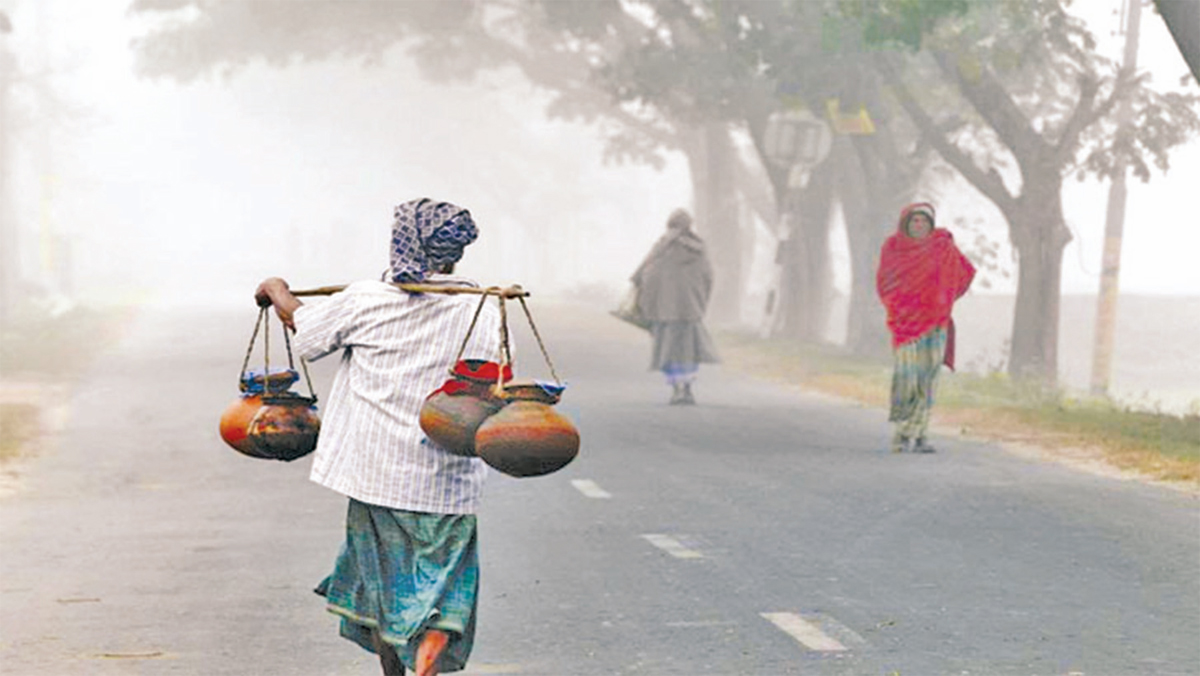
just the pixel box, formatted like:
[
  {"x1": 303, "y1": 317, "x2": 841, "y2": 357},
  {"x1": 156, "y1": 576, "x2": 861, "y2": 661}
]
[{"x1": 388, "y1": 198, "x2": 479, "y2": 283}]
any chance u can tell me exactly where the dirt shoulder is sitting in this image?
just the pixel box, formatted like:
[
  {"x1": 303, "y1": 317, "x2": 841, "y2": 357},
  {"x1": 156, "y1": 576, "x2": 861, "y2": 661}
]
[
  {"x1": 930, "y1": 405, "x2": 1200, "y2": 496},
  {"x1": 0, "y1": 304, "x2": 139, "y2": 497},
  {"x1": 715, "y1": 332, "x2": 1200, "y2": 497},
  {"x1": 0, "y1": 381, "x2": 72, "y2": 497}
]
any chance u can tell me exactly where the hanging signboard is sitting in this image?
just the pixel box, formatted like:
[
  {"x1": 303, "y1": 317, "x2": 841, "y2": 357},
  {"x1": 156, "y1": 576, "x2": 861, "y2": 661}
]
[{"x1": 825, "y1": 98, "x2": 877, "y2": 135}]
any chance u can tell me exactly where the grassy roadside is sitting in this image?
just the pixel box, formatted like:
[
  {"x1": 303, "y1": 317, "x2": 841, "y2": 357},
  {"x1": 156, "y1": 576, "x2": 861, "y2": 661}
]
[
  {"x1": 716, "y1": 331, "x2": 1200, "y2": 488},
  {"x1": 0, "y1": 403, "x2": 41, "y2": 463},
  {"x1": 0, "y1": 305, "x2": 138, "y2": 464}
]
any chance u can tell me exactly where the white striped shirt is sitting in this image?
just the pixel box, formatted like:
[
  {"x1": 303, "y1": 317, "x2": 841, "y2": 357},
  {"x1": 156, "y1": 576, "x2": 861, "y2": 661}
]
[{"x1": 292, "y1": 276, "x2": 505, "y2": 514}]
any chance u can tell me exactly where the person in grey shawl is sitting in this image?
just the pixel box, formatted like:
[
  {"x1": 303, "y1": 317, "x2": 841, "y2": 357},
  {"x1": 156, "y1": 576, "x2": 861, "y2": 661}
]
[{"x1": 631, "y1": 208, "x2": 719, "y2": 405}]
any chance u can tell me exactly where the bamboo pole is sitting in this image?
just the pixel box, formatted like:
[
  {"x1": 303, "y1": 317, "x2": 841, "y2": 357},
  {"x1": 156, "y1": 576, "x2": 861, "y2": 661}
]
[{"x1": 291, "y1": 283, "x2": 530, "y2": 299}]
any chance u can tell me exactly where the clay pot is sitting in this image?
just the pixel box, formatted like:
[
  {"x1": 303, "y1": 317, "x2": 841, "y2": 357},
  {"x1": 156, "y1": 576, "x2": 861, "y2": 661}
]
[
  {"x1": 419, "y1": 387, "x2": 503, "y2": 457},
  {"x1": 418, "y1": 360, "x2": 513, "y2": 456},
  {"x1": 220, "y1": 394, "x2": 267, "y2": 457},
  {"x1": 475, "y1": 384, "x2": 579, "y2": 478},
  {"x1": 219, "y1": 393, "x2": 320, "y2": 462}
]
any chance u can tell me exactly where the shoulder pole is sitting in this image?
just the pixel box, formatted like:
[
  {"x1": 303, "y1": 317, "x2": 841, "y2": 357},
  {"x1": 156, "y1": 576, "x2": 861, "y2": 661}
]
[{"x1": 290, "y1": 283, "x2": 530, "y2": 299}]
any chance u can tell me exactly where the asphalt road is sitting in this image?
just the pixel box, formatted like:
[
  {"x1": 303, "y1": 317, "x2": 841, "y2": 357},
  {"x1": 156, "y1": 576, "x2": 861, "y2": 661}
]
[{"x1": 1, "y1": 302, "x2": 1197, "y2": 676}]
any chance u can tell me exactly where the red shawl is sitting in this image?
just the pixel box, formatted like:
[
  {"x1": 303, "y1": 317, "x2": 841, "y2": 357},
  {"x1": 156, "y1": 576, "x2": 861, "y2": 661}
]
[{"x1": 876, "y1": 203, "x2": 976, "y2": 369}]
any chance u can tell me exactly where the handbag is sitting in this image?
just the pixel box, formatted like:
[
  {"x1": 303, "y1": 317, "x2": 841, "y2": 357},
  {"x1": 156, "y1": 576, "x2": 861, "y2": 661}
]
[{"x1": 610, "y1": 285, "x2": 651, "y2": 331}]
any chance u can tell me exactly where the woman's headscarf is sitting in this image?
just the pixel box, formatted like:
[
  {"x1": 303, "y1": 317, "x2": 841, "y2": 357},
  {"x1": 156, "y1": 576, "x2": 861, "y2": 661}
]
[
  {"x1": 876, "y1": 202, "x2": 976, "y2": 366},
  {"x1": 388, "y1": 198, "x2": 479, "y2": 283},
  {"x1": 901, "y1": 203, "x2": 935, "y2": 235},
  {"x1": 635, "y1": 208, "x2": 703, "y2": 276}
]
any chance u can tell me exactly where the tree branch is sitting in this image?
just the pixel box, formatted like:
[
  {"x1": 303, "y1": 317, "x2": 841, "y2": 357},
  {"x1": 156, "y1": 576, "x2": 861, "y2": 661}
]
[
  {"x1": 1052, "y1": 72, "x2": 1121, "y2": 164},
  {"x1": 481, "y1": 37, "x2": 680, "y2": 153},
  {"x1": 876, "y1": 55, "x2": 1016, "y2": 213},
  {"x1": 1055, "y1": 71, "x2": 1128, "y2": 165},
  {"x1": 931, "y1": 50, "x2": 1046, "y2": 160}
]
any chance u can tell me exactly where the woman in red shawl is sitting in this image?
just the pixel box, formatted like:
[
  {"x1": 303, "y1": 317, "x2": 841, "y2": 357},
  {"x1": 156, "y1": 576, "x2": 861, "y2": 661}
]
[{"x1": 876, "y1": 203, "x2": 975, "y2": 453}]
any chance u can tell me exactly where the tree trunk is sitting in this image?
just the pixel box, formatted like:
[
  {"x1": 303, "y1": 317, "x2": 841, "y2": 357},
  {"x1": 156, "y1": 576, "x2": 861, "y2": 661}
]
[
  {"x1": 778, "y1": 165, "x2": 834, "y2": 342},
  {"x1": 831, "y1": 137, "x2": 895, "y2": 357},
  {"x1": 1006, "y1": 175, "x2": 1071, "y2": 386},
  {"x1": 687, "y1": 123, "x2": 743, "y2": 326}
]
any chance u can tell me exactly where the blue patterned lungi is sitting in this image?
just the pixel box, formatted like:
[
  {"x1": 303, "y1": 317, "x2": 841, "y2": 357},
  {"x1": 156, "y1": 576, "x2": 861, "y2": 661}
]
[{"x1": 315, "y1": 499, "x2": 480, "y2": 673}]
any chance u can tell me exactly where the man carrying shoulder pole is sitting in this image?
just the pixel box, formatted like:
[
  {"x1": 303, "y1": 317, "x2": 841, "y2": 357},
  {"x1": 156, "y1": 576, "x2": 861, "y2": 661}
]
[{"x1": 255, "y1": 198, "x2": 503, "y2": 676}]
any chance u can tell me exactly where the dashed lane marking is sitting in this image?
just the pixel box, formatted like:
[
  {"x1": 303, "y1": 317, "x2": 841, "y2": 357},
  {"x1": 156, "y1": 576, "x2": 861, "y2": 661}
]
[
  {"x1": 641, "y1": 533, "x2": 703, "y2": 559},
  {"x1": 570, "y1": 479, "x2": 612, "y2": 499},
  {"x1": 665, "y1": 620, "x2": 738, "y2": 628},
  {"x1": 761, "y1": 612, "x2": 849, "y2": 652},
  {"x1": 461, "y1": 664, "x2": 522, "y2": 674}
]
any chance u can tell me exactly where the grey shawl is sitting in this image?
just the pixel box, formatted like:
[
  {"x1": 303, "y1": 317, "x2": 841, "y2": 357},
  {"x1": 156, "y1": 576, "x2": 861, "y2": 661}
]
[{"x1": 631, "y1": 228, "x2": 713, "y2": 322}]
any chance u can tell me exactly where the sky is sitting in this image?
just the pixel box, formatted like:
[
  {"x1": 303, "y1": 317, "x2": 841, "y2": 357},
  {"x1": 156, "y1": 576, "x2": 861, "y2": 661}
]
[{"x1": 2, "y1": 0, "x2": 1198, "y2": 316}]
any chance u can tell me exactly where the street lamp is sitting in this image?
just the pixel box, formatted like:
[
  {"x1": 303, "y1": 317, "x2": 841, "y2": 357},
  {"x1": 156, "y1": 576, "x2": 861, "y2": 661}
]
[
  {"x1": 762, "y1": 109, "x2": 832, "y2": 188},
  {"x1": 758, "y1": 110, "x2": 833, "y2": 338}
]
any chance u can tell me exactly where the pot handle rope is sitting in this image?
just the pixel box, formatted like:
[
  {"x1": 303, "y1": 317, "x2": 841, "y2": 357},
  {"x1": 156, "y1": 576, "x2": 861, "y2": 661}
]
[
  {"x1": 447, "y1": 287, "x2": 563, "y2": 394},
  {"x1": 238, "y1": 307, "x2": 317, "y2": 402},
  {"x1": 517, "y1": 295, "x2": 561, "y2": 385}
]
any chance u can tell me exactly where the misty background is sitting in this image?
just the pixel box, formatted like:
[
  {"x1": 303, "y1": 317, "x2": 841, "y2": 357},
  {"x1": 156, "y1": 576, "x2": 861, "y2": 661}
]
[{"x1": 0, "y1": 0, "x2": 1197, "y2": 413}]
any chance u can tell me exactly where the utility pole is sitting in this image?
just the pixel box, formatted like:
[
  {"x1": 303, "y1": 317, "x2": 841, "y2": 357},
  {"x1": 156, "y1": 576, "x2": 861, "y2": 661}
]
[{"x1": 1090, "y1": 0, "x2": 1142, "y2": 396}]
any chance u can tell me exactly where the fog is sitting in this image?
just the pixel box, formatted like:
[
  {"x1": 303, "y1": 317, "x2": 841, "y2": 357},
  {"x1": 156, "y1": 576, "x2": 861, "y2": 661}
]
[
  {"x1": 1, "y1": 1, "x2": 1197, "y2": 409},
  {"x1": 1, "y1": 8, "x2": 692, "y2": 308}
]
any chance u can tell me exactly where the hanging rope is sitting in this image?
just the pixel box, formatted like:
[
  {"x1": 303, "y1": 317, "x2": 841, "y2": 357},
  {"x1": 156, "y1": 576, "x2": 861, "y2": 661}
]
[
  {"x1": 238, "y1": 306, "x2": 317, "y2": 402},
  {"x1": 452, "y1": 290, "x2": 497, "y2": 369},
  {"x1": 283, "y1": 325, "x2": 318, "y2": 402},
  {"x1": 263, "y1": 309, "x2": 270, "y2": 389},
  {"x1": 499, "y1": 296, "x2": 512, "y2": 367},
  {"x1": 238, "y1": 307, "x2": 267, "y2": 391},
  {"x1": 282, "y1": 323, "x2": 295, "y2": 371},
  {"x1": 496, "y1": 295, "x2": 512, "y2": 394},
  {"x1": 517, "y1": 296, "x2": 562, "y2": 385}
]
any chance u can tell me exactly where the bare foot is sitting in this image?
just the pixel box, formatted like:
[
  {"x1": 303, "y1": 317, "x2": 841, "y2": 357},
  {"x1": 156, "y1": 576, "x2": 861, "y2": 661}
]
[{"x1": 415, "y1": 629, "x2": 449, "y2": 676}]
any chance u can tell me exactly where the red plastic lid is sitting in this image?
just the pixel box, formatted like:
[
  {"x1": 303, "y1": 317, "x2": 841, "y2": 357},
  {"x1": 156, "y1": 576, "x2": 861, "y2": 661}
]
[{"x1": 452, "y1": 359, "x2": 513, "y2": 384}]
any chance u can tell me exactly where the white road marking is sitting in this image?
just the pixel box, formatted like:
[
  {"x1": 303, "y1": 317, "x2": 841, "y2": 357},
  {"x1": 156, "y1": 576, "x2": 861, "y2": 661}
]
[
  {"x1": 665, "y1": 620, "x2": 738, "y2": 628},
  {"x1": 760, "y1": 612, "x2": 849, "y2": 652},
  {"x1": 461, "y1": 663, "x2": 523, "y2": 674},
  {"x1": 570, "y1": 479, "x2": 612, "y2": 499},
  {"x1": 641, "y1": 533, "x2": 703, "y2": 559}
]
